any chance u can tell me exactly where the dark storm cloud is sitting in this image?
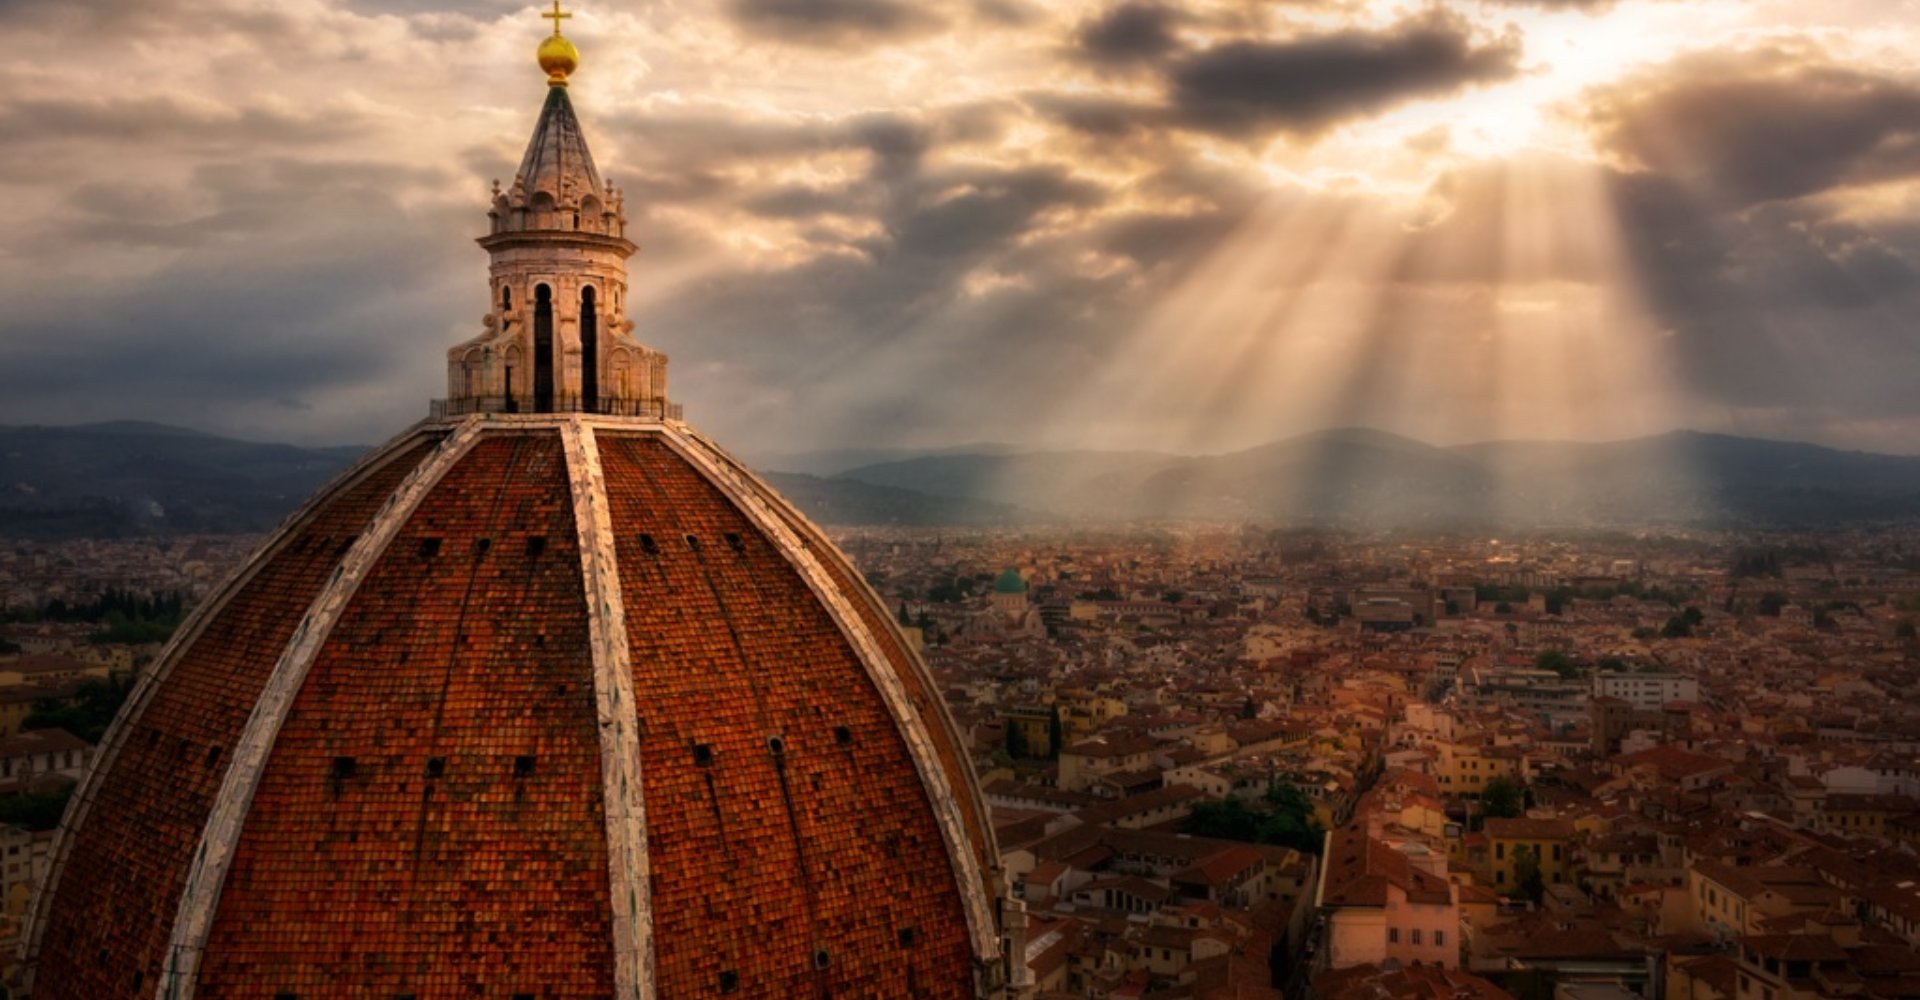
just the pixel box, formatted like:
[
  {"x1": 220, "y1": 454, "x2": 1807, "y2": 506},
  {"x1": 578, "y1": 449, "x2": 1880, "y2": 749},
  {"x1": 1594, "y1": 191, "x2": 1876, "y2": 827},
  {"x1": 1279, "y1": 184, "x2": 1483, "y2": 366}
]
[
  {"x1": 972, "y1": 0, "x2": 1042, "y2": 28},
  {"x1": 0, "y1": 156, "x2": 469, "y2": 443},
  {"x1": 339, "y1": 0, "x2": 521, "y2": 13},
  {"x1": 723, "y1": 0, "x2": 947, "y2": 47},
  {"x1": 1586, "y1": 50, "x2": 1920, "y2": 206},
  {"x1": 886, "y1": 166, "x2": 1102, "y2": 259},
  {"x1": 0, "y1": 0, "x2": 181, "y2": 37},
  {"x1": 1099, "y1": 210, "x2": 1242, "y2": 270},
  {"x1": 1166, "y1": 12, "x2": 1521, "y2": 136},
  {"x1": 743, "y1": 184, "x2": 867, "y2": 219},
  {"x1": 1074, "y1": 2, "x2": 1187, "y2": 65},
  {"x1": 606, "y1": 106, "x2": 968, "y2": 179},
  {"x1": 604, "y1": 103, "x2": 1017, "y2": 222},
  {"x1": 1561, "y1": 46, "x2": 1920, "y2": 420},
  {"x1": 618, "y1": 132, "x2": 1130, "y2": 447},
  {"x1": 0, "y1": 95, "x2": 369, "y2": 150},
  {"x1": 1023, "y1": 92, "x2": 1161, "y2": 138},
  {"x1": 1035, "y1": 11, "x2": 1523, "y2": 143},
  {"x1": 1598, "y1": 168, "x2": 1920, "y2": 418}
]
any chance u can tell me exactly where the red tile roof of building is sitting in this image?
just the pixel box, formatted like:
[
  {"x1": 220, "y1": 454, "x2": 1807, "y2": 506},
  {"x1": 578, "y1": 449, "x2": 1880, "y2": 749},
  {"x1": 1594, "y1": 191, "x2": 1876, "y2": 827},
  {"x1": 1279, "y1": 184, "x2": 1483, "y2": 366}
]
[
  {"x1": 1319, "y1": 829, "x2": 1453, "y2": 907},
  {"x1": 1484, "y1": 817, "x2": 1578, "y2": 841}
]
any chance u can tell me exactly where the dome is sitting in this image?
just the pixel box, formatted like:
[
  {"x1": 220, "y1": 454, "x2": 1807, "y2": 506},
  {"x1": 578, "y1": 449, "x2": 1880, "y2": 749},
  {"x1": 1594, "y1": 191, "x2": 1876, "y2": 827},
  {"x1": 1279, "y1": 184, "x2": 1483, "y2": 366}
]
[
  {"x1": 991, "y1": 569, "x2": 1027, "y2": 595},
  {"x1": 21, "y1": 419, "x2": 1014, "y2": 997},
  {"x1": 18, "y1": 12, "x2": 1025, "y2": 991}
]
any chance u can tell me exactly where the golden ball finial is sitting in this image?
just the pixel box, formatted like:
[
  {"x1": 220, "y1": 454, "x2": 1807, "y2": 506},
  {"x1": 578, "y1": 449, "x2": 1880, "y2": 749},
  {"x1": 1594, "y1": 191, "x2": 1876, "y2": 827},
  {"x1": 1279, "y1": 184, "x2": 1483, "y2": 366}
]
[{"x1": 537, "y1": 1, "x2": 578, "y2": 86}]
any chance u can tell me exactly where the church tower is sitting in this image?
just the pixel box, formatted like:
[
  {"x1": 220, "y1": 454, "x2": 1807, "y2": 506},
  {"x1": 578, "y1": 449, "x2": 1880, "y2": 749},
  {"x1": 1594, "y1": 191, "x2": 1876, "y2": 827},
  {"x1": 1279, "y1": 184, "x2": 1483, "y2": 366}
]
[
  {"x1": 443, "y1": 3, "x2": 671, "y2": 418},
  {"x1": 21, "y1": 9, "x2": 1027, "y2": 999}
]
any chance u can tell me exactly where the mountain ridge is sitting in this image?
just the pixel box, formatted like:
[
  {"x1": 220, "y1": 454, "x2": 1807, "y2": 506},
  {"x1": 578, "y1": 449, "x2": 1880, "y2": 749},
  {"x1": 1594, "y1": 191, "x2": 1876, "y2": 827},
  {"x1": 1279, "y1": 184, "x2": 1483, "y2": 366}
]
[{"x1": 7, "y1": 421, "x2": 1920, "y2": 536}]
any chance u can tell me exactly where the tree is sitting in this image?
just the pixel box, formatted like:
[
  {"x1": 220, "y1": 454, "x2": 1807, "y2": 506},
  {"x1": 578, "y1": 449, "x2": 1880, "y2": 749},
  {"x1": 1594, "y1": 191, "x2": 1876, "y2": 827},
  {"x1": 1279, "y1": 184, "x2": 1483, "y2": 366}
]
[
  {"x1": 1004, "y1": 720, "x2": 1028, "y2": 760},
  {"x1": 1180, "y1": 784, "x2": 1324, "y2": 855},
  {"x1": 0, "y1": 787, "x2": 74, "y2": 832},
  {"x1": 1512, "y1": 844, "x2": 1546, "y2": 904},
  {"x1": 1257, "y1": 783, "x2": 1325, "y2": 854},
  {"x1": 1661, "y1": 615, "x2": 1693, "y2": 639},
  {"x1": 1239, "y1": 697, "x2": 1258, "y2": 720},
  {"x1": 24, "y1": 674, "x2": 135, "y2": 744},
  {"x1": 1047, "y1": 708, "x2": 1064, "y2": 762},
  {"x1": 1757, "y1": 592, "x2": 1789, "y2": 617},
  {"x1": 896, "y1": 601, "x2": 913, "y2": 627},
  {"x1": 1480, "y1": 777, "x2": 1523, "y2": 821},
  {"x1": 1534, "y1": 650, "x2": 1577, "y2": 679},
  {"x1": 1898, "y1": 620, "x2": 1917, "y2": 640}
]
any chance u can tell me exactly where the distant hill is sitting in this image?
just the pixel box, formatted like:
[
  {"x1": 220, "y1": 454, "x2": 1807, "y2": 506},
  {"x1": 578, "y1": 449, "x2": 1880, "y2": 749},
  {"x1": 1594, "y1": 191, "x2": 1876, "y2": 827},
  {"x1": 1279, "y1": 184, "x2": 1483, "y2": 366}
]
[
  {"x1": 745, "y1": 442, "x2": 1024, "y2": 478},
  {"x1": 831, "y1": 449, "x2": 1187, "y2": 514},
  {"x1": 836, "y1": 428, "x2": 1920, "y2": 526},
  {"x1": 7, "y1": 421, "x2": 1920, "y2": 537},
  {"x1": 0, "y1": 423, "x2": 1039, "y2": 538},
  {"x1": 759, "y1": 472, "x2": 1046, "y2": 526},
  {"x1": 0, "y1": 422, "x2": 369, "y2": 538}
]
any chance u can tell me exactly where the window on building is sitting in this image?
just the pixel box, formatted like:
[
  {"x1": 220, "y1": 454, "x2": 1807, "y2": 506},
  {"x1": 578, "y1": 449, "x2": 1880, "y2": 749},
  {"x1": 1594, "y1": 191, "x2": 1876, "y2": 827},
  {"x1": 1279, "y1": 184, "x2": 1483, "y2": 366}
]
[
  {"x1": 1411, "y1": 929, "x2": 1422, "y2": 945},
  {"x1": 1434, "y1": 931, "x2": 1445, "y2": 947},
  {"x1": 1388, "y1": 928, "x2": 1399, "y2": 944}
]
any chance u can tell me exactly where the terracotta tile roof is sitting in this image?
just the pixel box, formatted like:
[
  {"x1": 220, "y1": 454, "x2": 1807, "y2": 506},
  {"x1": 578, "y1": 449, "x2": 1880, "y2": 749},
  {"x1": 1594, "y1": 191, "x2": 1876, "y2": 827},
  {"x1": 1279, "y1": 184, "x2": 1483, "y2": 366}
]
[
  {"x1": 30, "y1": 432, "x2": 440, "y2": 998},
  {"x1": 1484, "y1": 817, "x2": 1577, "y2": 841},
  {"x1": 0, "y1": 727, "x2": 91, "y2": 756},
  {"x1": 1739, "y1": 933, "x2": 1850, "y2": 962},
  {"x1": 1173, "y1": 844, "x2": 1266, "y2": 888},
  {"x1": 599, "y1": 432, "x2": 975, "y2": 995},
  {"x1": 31, "y1": 423, "x2": 1000, "y2": 999},
  {"x1": 199, "y1": 434, "x2": 616, "y2": 994},
  {"x1": 1319, "y1": 829, "x2": 1452, "y2": 907},
  {"x1": 1314, "y1": 962, "x2": 1515, "y2": 1000}
]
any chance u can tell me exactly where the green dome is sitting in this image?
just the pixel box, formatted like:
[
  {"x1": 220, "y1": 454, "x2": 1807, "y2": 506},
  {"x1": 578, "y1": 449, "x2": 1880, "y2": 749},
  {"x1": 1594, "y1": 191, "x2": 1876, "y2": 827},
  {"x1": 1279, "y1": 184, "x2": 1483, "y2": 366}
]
[{"x1": 992, "y1": 569, "x2": 1027, "y2": 594}]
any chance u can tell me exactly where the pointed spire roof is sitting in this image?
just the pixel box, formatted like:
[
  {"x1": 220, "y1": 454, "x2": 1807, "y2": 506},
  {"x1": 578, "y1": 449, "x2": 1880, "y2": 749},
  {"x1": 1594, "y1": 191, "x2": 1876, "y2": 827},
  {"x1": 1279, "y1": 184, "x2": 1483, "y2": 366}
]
[
  {"x1": 515, "y1": 85, "x2": 607, "y2": 212},
  {"x1": 507, "y1": 5, "x2": 609, "y2": 219}
]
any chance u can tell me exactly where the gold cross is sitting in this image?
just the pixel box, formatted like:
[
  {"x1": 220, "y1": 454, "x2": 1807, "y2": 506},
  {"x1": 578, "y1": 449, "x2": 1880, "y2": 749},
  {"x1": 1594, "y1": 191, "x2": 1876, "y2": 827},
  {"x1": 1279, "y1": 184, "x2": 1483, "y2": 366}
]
[{"x1": 542, "y1": 1, "x2": 571, "y2": 35}]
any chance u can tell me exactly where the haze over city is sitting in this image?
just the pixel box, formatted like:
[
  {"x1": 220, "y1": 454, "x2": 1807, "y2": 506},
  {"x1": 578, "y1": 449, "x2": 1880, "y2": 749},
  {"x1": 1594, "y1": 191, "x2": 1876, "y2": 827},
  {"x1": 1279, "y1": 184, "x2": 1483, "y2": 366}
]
[{"x1": 2, "y1": 0, "x2": 1916, "y2": 457}]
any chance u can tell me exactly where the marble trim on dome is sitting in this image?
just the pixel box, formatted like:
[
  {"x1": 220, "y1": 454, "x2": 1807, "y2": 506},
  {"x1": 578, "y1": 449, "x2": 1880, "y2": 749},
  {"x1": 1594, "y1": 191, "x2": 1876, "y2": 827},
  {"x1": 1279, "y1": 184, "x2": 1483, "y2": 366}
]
[
  {"x1": 653, "y1": 425, "x2": 1004, "y2": 965},
  {"x1": 699, "y1": 438, "x2": 1003, "y2": 859},
  {"x1": 562, "y1": 419, "x2": 657, "y2": 1000},
  {"x1": 15, "y1": 421, "x2": 448, "y2": 984},
  {"x1": 155, "y1": 418, "x2": 489, "y2": 1000}
]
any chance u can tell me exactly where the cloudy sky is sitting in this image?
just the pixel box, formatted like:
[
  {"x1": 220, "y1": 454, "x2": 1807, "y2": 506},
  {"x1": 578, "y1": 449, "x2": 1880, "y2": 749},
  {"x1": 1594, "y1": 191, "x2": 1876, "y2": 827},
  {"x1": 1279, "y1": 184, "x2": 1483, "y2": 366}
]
[{"x1": 1, "y1": 0, "x2": 1916, "y2": 456}]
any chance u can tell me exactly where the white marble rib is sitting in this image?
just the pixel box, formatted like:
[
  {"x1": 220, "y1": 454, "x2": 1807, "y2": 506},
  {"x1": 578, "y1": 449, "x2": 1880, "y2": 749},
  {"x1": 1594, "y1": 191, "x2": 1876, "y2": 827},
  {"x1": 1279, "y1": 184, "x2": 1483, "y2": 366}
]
[
  {"x1": 655, "y1": 426, "x2": 1002, "y2": 963},
  {"x1": 16, "y1": 424, "x2": 442, "y2": 985},
  {"x1": 155, "y1": 418, "x2": 485, "y2": 1000},
  {"x1": 562, "y1": 419, "x2": 657, "y2": 1000}
]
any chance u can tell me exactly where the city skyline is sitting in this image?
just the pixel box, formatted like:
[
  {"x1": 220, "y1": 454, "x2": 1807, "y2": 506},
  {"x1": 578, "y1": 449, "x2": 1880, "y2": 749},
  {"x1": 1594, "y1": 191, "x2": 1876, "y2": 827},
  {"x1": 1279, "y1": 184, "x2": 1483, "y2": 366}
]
[{"x1": 1, "y1": 0, "x2": 1916, "y2": 457}]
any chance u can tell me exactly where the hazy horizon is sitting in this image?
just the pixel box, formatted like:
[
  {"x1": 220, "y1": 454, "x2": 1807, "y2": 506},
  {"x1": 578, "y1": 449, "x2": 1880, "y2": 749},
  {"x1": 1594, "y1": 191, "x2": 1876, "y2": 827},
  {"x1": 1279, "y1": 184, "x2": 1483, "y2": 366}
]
[{"x1": 12, "y1": 416, "x2": 1920, "y2": 463}]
